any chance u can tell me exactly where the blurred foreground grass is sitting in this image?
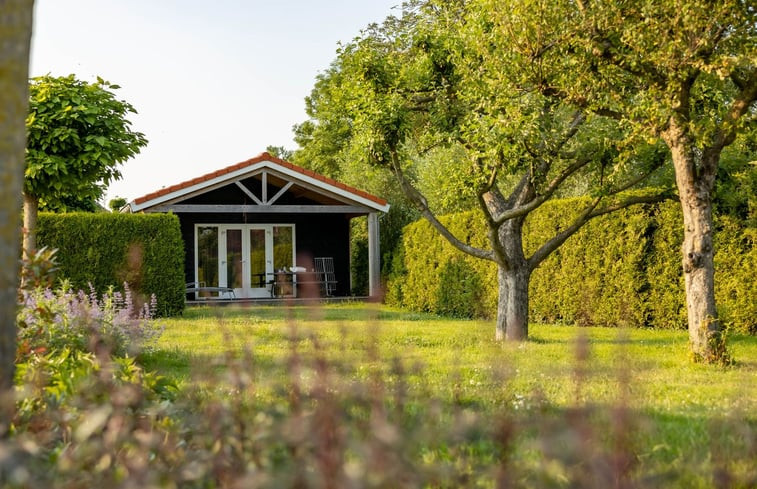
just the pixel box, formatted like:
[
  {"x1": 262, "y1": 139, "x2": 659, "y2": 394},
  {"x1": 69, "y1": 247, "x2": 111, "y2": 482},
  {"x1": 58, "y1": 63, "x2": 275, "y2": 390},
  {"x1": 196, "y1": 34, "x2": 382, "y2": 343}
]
[{"x1": 139, "y1": 303, "x2": 756, "y2": 487}]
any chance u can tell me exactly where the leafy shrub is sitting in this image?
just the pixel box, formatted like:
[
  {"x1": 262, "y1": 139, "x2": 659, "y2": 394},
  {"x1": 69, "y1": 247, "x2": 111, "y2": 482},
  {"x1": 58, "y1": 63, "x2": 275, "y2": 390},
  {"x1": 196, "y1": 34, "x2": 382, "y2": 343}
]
[
  {"x1": 14, "y1": 348, "x2": 174, "y2": 421},
  {"x1": 18, "y1": 247, "x2": 59, "y2": 291},
  {"x1": 17, "y1": 282, "x2": 163, "y2": 359},
  {"x1": 525, "y1": 200, "x2": 651, "y2": 327},
  {"x1": 350, "y1": 219, "x2": 369, "y2": 296},
  {"x1": 435, "y1": 257, "x2": 484, "y2": 318},
  {"x1": 387, "y1": 199, "x2": 756, "y2": 333},
  {"x1": 7, "y1": 262, "x2": 174, "y2": 488},
  {"x1": 714, "y1": 217, "x2": 757, "y2": 334},
  {"x1": 36, "y1": 212, "x2": 185, "y2": 316}
]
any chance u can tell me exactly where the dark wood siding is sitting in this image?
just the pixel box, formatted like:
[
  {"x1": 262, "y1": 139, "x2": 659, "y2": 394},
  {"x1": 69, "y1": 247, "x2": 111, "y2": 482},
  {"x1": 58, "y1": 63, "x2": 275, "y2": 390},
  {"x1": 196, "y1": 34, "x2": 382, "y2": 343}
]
[{"x1": 178, "y1": 212, "x2": 354, "y2": 297}]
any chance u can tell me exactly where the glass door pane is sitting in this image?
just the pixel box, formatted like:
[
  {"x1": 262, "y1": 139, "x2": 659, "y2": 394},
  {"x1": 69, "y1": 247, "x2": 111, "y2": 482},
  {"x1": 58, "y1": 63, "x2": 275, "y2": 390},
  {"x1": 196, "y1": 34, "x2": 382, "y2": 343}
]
[
  {"x1": 272, "y1": 226, "x2": 294, "y2": 296},
  {"x1": 273, "y1": 226, "x2": 293, "y2": 270},
  {"x1": 226, "y1": 229, "x2": 243, "y2": 289},
  {"x1": 249, "y1": 228, "x2": 267, "y2": 289},
  {"x1": 197, "y1": 226, "x2": 218, "y2": 298}
]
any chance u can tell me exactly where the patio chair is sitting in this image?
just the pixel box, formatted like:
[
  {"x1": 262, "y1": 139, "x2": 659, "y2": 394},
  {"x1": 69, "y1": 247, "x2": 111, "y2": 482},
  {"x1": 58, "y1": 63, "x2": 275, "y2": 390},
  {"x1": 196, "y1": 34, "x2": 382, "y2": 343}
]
[{"x1": 314, "y1": 257, "x2": 337, "y2": 296}]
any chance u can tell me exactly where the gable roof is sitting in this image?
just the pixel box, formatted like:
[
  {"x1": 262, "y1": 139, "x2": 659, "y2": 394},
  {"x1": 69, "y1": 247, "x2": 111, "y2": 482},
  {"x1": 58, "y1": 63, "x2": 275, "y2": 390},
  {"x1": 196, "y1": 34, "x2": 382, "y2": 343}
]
[{"x1": 127, "y1": 152, "x2": 389, "y2": 213}]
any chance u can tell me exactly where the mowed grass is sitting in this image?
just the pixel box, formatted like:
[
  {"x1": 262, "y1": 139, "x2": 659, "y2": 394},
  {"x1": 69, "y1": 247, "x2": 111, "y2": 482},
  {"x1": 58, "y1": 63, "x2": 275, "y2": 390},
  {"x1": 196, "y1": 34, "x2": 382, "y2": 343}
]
[{"x1": 141, "y1": 303, "x2": 756, "y2": 487}]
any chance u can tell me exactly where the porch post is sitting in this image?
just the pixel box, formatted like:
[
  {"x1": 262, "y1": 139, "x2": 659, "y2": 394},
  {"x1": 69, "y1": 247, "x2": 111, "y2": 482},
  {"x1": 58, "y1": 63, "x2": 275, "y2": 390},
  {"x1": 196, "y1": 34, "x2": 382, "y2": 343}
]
[{"x1": 367, "y1": 212, "x2": 381, "y2": 299}]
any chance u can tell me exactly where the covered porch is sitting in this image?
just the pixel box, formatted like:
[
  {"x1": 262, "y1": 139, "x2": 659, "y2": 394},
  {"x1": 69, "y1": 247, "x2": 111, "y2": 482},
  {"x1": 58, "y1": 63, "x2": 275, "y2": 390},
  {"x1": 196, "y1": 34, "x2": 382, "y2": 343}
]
[{"x1": 126, "y1": 152, "x2": 389, "y2": 301}]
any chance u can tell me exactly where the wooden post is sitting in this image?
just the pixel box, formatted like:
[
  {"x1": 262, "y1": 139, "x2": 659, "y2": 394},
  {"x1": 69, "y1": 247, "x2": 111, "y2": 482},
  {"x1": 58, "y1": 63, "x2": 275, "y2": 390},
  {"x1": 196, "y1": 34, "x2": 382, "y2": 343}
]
[{"x1": 367, "y1": 212, "x2": 381, "y2": 299}]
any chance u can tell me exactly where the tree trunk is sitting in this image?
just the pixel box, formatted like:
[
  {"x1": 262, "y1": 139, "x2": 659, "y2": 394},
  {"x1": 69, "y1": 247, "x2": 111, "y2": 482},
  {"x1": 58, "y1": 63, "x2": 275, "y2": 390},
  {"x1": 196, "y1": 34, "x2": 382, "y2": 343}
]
[
  {"x1": 494, "y1": 218, "x2": 530, "y2": 342},
  {"x1": 22, "y1": 192, "x2": 37, "y2": 259},
  {"x1": 676, "y1": 182, "x2": 723, "y2": 362},
  {"x1": 495, "y1": 263, "x2": 531, "y2": 341},
  {"x1": 0, "y1": 0, "x2": 35, "y2": 419},
  {"x1": 667, "y1": 130, "x2": 724, "y2": 363}
]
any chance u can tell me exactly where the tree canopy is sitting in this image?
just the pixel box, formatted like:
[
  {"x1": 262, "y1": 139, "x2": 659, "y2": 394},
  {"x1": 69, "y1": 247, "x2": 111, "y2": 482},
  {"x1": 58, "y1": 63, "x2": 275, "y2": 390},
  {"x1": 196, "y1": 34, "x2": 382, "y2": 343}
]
[
  {"x1": 534, "y1": 0, "x2": 757, "y2": 362},
  {"x1": 25, "y1": 75, "x2": 147, "y2": 209},
  {"x1": 295, "y1": 0, "x2": 669, "y2": 340},
  {"x1": 23, "y1": 75, "x2": 147, "y2": 254}
]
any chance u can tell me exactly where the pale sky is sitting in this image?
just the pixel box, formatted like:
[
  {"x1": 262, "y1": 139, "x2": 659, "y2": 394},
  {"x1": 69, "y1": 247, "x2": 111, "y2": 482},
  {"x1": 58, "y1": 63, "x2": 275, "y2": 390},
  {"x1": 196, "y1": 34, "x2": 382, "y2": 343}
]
[{"x1": 30, "y1": 0, "x2": 399, "y2": 205}]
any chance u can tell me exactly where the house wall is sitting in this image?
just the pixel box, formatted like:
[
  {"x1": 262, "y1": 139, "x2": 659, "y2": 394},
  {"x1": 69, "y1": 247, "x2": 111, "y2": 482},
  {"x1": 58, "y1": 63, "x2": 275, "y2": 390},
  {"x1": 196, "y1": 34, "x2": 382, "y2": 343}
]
[{"x1": 177, "y1": 212, "x2": 354, "y2": 297}]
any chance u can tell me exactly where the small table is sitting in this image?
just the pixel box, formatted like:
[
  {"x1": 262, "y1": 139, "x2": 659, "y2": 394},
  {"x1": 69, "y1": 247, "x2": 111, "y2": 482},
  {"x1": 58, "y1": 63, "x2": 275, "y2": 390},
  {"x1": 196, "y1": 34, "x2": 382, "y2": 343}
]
[{"x1": 268, "y1": 271, "x2": 334, "y2": 298}]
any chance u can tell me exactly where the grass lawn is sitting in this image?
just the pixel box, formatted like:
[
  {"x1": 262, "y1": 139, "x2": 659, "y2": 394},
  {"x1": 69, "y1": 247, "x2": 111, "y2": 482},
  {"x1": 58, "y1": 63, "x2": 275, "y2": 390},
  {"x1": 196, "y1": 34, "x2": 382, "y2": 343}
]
[{"x1": 141, "y1": 303, "x2": 756, "y2": 488}]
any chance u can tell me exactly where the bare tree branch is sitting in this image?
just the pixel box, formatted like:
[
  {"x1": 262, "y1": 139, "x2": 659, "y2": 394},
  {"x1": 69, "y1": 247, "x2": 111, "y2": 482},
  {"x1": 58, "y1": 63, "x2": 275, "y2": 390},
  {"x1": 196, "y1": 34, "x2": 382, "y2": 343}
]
[
  {"x1": 528, "y1": 195, "x2": 601, "y2": 269},
  {"x1": 709, "y1": 68, "x2": 757, "y2": 156},
  {"x1": 587, "y1": 192, "x2": 673, "y2": 219},
  {"x1": 528, "y1": 191, "x2": 671, "y2": 269},
  {"x1": 539, "y1": 86, "x2": 624, "y2": 120},
  {"x1": 729, "y1": 72, "x2": 746, "y2": 92},
  {"x1": 553, "y1": 111, "x2": 586, "y2": 154},
  {"x1": 492, "y1": 154, "x2": 594, "y2": 225},
  {"x1": 389, "y1": 151, "x2": 496, "y2": 262}
]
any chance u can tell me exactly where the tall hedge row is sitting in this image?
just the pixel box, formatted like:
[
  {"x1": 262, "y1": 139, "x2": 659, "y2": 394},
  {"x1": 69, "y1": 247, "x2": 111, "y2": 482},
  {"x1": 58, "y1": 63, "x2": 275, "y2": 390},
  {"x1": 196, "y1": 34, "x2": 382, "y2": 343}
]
[
  {"x1": 386, "y1": 199, "x2": 755, "y2": 334},
  {"x1": 37, "y1": 213, "x2": 185, "y2": 316}
]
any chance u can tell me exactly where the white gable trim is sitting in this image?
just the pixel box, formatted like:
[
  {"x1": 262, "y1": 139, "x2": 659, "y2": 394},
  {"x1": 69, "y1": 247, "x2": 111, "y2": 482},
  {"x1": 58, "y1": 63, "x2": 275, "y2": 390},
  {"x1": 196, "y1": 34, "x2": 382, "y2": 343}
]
[{"x1": 128, "y1": 159, "x2": 390, "y2": 213}]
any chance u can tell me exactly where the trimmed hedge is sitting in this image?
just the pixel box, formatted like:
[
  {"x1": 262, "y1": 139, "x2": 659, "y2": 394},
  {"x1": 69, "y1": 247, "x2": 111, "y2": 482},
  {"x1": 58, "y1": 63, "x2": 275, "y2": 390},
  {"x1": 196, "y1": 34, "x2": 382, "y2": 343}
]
[
  {"x1": 37, "y1": 212, "x2": 185, "y2": 316},
  {"x1": 386, "y1": 199, "x2": 755, "y2": 334}
]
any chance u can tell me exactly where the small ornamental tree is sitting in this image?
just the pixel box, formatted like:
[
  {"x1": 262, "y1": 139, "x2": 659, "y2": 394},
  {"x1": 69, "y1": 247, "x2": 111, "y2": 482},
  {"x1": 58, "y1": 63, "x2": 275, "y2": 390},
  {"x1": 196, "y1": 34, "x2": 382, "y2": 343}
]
[
  {"x1": 108, "y1": 196, "x2": 127, "y2": 212},
  {"x1": 24, "y1": 75, "x2": 147, "y2": 255}
]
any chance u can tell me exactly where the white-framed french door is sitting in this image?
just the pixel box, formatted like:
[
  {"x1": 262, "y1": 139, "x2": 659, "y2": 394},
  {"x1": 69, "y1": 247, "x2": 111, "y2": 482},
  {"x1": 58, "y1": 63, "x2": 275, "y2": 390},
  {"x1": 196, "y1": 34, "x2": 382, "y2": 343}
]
[{"x1": 195, "y1": 223, "x2": 295, "y2": 299}]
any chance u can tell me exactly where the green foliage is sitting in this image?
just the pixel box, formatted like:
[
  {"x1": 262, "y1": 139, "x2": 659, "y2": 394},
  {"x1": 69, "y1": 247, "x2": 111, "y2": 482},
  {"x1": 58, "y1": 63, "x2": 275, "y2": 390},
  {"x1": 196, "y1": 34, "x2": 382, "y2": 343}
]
[
  {"x1": 525, "y1": 200, "x2": 651, "y2": 328},
  {"x1": 4, "y1": 304, "x2": 756, "y2": 487},
  {"x1": 388, "y1": 200, "x2": 756, "y2": 334},
  {"x1": 14, "y1": 348, "x2": 173, "y2": 419},
  {"x1": 350, "y1": 219, "x2": 369, "y2": 296},
  {"x1": 17, "y1": 282, "x2": 163, "y2": 359},
  {"x1": 264, "y1": 144, "x2": 294, "y2": 161},
  {"x1": 18, "y1": 247, "x2": 59, "y2": 291},
  {"x1": 713, "y1": 217, "x2": 757, "y2": 334},
  {"x1": 25, "y1": 75, "x2": 147, "y2": 208},
  {"x1": 107, "y1": 196, "x2": 127, "y2": 212},
  {"x1": 714, "y1": 131, "x2": 757, "y2": 223},
  {"x1": 36, "y1": 212, "x2": 185, "y2": 316},
  {"x1": 550, "y1": 0, "x2": 756, "y2": 145},
  {"x1": 435, "y1": 256, "x2": 483, "y2": 318},
  {"x1": 413, "y1": 144, "x2": 479, "y2": 214},
  {"x1": 387, "y1": 210, "x2": 495, "y2": 317},
  {"x1": 39, "y1": 193, "x2": 104, "y2": 213}
]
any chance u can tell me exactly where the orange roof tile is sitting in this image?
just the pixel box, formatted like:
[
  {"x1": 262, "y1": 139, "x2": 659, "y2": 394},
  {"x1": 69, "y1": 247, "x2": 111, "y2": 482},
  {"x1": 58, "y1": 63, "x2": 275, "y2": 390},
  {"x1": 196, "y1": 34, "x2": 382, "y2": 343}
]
[{"x1": 132, "y1": 152, "x2": 388, "y2": 207}]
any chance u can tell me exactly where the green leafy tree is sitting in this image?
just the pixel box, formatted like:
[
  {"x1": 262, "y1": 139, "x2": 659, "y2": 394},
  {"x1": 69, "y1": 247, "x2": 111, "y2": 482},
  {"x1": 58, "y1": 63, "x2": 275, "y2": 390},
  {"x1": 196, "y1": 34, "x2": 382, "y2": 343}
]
[
  {"x1": 265, "y1": 145, "x2": 294, "y2": 161},
  {"x1": 292, "y1": 60, "x2": 422, "y2": 295},
  {"x1": 293, "y1": 63, "x2": 354, "y2": 178},
  {"x1": 299, "y1": 2, "x2": 668, "y2": 340},
  {"x1": 108, "y1": 196, "x2": 128, "y2": 213},
  {"x1": 23, "y1": 75, "x2": 147, "y2": 255},
  {"x1": 42, "y1": 193, "x2": 103, "y2": 212},
  {"x1": 0, "y1": 0, "x2": 34, "y2": 412},
  {"x1": 540, "y1": 0, "x2": 756, "y2": 363}
]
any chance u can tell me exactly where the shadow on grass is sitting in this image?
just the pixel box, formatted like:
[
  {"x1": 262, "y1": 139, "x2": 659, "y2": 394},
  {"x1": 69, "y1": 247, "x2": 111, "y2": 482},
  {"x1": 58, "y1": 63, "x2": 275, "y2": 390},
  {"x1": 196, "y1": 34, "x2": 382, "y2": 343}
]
[
  {"x1": 527, "y1": 334, "x2": 681, "y2": 346},
  {"x1": 182, "y1": 303, "x2": 447, "y2": 323},
  {"x1": 139, "y1": 348, "x2": 280, "y2": 382}
]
